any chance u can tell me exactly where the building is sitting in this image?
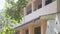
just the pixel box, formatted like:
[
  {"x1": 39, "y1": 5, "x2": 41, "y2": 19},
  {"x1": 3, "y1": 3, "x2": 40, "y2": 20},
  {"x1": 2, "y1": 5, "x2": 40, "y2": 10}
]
[{"x1": 13, "y1": 0, "x2": 60, "y2": 34}]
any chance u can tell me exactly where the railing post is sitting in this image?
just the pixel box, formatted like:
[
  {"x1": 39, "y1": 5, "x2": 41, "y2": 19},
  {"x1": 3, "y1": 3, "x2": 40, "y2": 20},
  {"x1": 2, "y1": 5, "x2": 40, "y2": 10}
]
[
  {"x1": 32, "y1": 2, "x2": 34, "y2": 12},
  {"x1": 42, "y1": 0, "x2": 45, "y2": 7}
]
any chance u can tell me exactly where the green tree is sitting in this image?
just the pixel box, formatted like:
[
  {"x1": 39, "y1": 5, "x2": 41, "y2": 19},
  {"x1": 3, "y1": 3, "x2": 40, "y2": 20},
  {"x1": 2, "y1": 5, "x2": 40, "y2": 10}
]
[
  {"x1": 0, "y1": 0, "x2": 28, "y2": 34},
  {"x1": 5, "y1": 0, "x2": 28, "y2": 23}
]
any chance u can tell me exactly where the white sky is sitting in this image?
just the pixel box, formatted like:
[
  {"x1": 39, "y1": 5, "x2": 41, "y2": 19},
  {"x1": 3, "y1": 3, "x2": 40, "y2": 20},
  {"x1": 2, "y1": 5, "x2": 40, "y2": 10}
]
[
  {"x1": 0, "y1": 0, "x2": 17, "y2": 10},
  {"x1": 0, "y1": 0, "x2": 5, "y2": 10},
  {"x1": 0, "y1": 0, "x2": 17, "y2": 12}
]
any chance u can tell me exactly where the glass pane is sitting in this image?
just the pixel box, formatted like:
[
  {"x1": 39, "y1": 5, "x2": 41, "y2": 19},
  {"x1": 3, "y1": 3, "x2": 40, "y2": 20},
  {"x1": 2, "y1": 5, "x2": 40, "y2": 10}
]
[{"x1": 34, "y1": 27, "x2": 41, "y2": 34}]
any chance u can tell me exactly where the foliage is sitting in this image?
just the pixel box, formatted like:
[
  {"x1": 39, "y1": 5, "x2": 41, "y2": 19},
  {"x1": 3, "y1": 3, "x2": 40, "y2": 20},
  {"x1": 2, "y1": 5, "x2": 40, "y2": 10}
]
[
  {"x1": 0, "y1": 0, "x2": 28, "y2": 34},
  {"x1": 0, "y1": 24, "x2": 15, "y2": 34},
  {"x1": 4, "y1": 0, "x2": 28, "y2": 23}
]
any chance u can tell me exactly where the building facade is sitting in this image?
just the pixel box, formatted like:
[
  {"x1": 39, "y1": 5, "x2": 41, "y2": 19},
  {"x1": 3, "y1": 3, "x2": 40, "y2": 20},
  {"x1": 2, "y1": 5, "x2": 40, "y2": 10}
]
[{"x1": 14, "y1": 0, "x2": 60, "y2": 34}]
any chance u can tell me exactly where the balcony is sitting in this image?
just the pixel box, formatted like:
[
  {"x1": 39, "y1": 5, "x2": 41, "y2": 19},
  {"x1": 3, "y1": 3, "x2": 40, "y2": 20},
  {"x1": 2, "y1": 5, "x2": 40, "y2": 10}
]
[
  {"x1": 0, "y1": 0, "x2": 58, "y2": 32},
  {"x1": 24, "y1": 1, "x2": 57, "y2": 23},
  {"x1": 12, "y1": 1, "x2": 57, "y2": 28}
]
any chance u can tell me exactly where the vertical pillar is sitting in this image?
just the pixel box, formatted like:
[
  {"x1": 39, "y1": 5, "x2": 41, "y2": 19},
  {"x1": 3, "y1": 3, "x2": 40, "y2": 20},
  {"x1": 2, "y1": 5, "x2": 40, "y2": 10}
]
[
  {"x1": 28, "y1": 24, "x2": 34, "y2": 34},
  {"x1": 32, "y1": 2, "x2": 34, "y2": 12},
  {"x1": 41, "y1": 19, "x2": 47, "y2": 34},
  {"x1": 42, "y1": 0, "x2": 45, "y2": 7},
  {"x1": 57, "y1": 0, "x2": 60, "y2": 12},
  {"x1": 20, "y1": 28, "x2": 25, "y2": 34}
]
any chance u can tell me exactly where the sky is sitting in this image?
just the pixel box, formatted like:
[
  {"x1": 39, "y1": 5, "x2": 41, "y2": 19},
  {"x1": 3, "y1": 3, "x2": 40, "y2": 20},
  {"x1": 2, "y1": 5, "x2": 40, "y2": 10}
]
[
  {"x1": 0, "y1": 0, "x2": 5, "y2": 12},
  {"x1": 0, "y1": 0, "x2": 18, "y2": 13},
  {"x1": 0, "y1": 0, "x2": 17, "y2": 12},
  {"x1": 0, "y1": 0, "x2": 5, "y2": 10}
]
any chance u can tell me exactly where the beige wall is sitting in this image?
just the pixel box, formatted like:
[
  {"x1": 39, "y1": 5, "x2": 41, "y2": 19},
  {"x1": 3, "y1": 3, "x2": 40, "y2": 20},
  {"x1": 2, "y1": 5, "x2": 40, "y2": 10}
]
[
  {"x1": 19, "y1": 0, "x2": 53, "y2": 34},
  {"x1": 24, "y1": 0, "x2": 42, "y2": 15},
  {"x1": 18, "y1": 19, "x2": 47, "y2": 34},
  {"x1": 24, "y1": 0, "x2": 57, "y2": 15},
  {"x1": 26, "y1": 4, "x2": 32, "y2": 12},
  {"x1": 13, "y1": 17, "x2": 47, "y2": 34},
  {"x1": 34, "y1": 19, "x2": 47, "y2": 34},
  {"x1": 24, "y1": 4, "x2": 32, "y2": 15},
  {"x1": 33, "y1": 0, "x2": 42, "y2": 11},
  {"x1": 14, "y1": 0, "x2": 58, "y2": 34},
  {"x1": 57, "y1": 0, "x2": 60, "y2": 12}
]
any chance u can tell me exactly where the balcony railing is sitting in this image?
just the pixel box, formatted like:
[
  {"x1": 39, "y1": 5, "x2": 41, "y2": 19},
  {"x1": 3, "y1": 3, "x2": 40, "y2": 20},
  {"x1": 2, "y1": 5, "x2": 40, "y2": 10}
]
[
  {"x1": 12, "y1": 1, "x2": 57, "y2": 29},
  {"x1": 24, "y1": 1, "x2": 57, "y2": 23},
  {"x1": 38, "y1": 4, "x2": 42, "y2": 9},
  {"x1": 26, "y1": 10, "x2": 32, "y2": 15},
  {"x1": 45, "y1": 0, "x2": 52, "y2": 5},
  {"x1": 0, "y1": 1, "x2": 57, "y2": 30}
]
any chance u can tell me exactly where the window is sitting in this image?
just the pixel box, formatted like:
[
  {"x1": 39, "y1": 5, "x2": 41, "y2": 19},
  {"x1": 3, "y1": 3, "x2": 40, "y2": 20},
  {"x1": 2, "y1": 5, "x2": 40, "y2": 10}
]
[
  {"x1": 26, "y1": 10, "x2": 32, "y2": 15},
  {"x1": 34, "y1": 27, "x2": 41, "y2": 34},
  {"x1": 26, "y1": 30, "x2": 29, "y2": 34},
  {"x1": 45, "y1": 0, "x2": 52, "y2": 5},
  {"x1": 38, "y1": 4, "x2": 42, "y2": 9},
  {"x1": 15, "y1": 30, "x2": 20, "y2": 34}
]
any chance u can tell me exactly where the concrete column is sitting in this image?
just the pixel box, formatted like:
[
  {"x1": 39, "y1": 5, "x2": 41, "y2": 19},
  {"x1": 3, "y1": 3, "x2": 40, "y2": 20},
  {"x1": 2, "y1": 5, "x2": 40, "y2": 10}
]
[
  {"x1": 42, "y1": 0, "x2": 45, "y2": 7},
  {"x1": 20, "y1": 28, "x2": 25, "y2": 34},
  {"x1": 57, "y1": 0, "x2": 60, "y2": 12},
  {"x1": 32, "y1": 2, "x2": 34, "y2": 12},
  {"x1": 28, "y1": 24, "x2": 34, "y2": 34},
  {"x1": 40, "y1": 19, "x2": 47, "y2": 34}
]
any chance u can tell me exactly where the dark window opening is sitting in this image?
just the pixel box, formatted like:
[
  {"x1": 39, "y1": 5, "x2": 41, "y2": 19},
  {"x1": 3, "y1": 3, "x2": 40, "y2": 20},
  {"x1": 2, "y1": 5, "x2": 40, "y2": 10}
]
[
  {"x1": 26, "y1": 10, "x2": 32, "y2": 15},
  {"x1": 34, "y1": 27, "x2": 41, "y2": 34},
  {"x1": 45, "y1": 0, "x2": 52, "y2": 5},
  {"x1": 15, "y1": 30, "x2": 19, "y2": 34},
  {"x1": 34, "y1": 9, "x2": 36, "y2": 11},
  {"x1": 38, "y1": 4, "x2": 42, "y2": 9},
  {"x1": 26, "y1": 30, "x2": 29, "y2": 34}
]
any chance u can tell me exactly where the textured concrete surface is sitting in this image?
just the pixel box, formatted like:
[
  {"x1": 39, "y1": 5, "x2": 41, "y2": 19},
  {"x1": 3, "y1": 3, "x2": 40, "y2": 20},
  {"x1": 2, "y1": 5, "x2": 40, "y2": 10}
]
[{"x1": 46, "y1": 15, "x2": 60, "y2": 34}]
